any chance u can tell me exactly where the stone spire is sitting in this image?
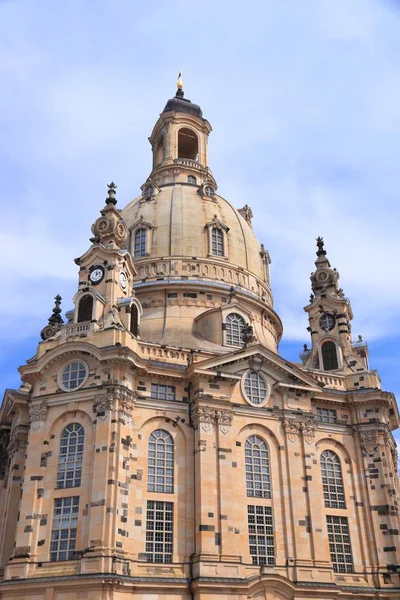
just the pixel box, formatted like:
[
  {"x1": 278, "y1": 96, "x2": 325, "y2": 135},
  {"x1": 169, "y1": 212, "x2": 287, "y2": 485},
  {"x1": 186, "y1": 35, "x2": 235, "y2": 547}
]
[
  {"x1": 310, "y1": 237, "x2": 343, "y2": 299},
  {"x1": 91, "y1": 182, "x2": 128, "y2": 249}
]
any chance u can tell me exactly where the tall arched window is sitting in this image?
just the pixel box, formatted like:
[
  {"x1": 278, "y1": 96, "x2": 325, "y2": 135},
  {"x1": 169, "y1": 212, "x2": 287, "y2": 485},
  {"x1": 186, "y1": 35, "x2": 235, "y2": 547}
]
[
  {"x1": 320, "y1": 450, "x2": 345, "y2": 508},
  {"x1": 187, "y1": 175, "x2": 197, "y2": 185},
  {"x1": 148, "y1": 430, "x2": 174, "y2": 493},
  {"x1": 134, "y1": 228, "x2": 147, "y2": 257},
  {"x1": 77, "y1": 295, "x2": 93, "y2": 323},
  {"x1": 57, "y1": 424, "x2": 84, "y2": 489},
  {"x1": 245, "y1": 435, "x2": 271, "y2": 498},
  {"x1": 226, "y1": 313, "x2": 245, "y2": 346},
  {"x1": 130, "y1": 304, "x2": 139, "y2": 336},
  {"x1": 322, "y1": 341, "x2": 339, "y2": 370},
  {"x1": 212, "y1": 227, "x2": 224, "y2": 256}
]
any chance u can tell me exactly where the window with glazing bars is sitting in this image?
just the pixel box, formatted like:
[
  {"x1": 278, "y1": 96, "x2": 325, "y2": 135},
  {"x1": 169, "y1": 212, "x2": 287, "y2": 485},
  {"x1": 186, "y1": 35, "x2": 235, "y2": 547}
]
[
  {"x1": 225, "y1": 313, "x2": 245, "y2": 346},
  {"x1": 134, "y1": 228, "x2": 147, "y2": 257},
  {"x1": 211, "y1": 227, "x2": 224, "y2": 256},
  {"x1": 57, "y1": 424, "x2": 84, "y2": 489},
  {"x1": 50, "y1": 496, "x2": 79, "y2": 561},
  {"x1": 317, "y1": 407, "x2": 337, "y2": 423},
  {"x1": 244, "y1": 371, "x2": 267, "y2": 405},
  {"x1": 248, "y1": 505, "x2": 275, "y2": 566},
  {"x1": 321, "y1": 450, "x2": 345, "y2": 508},
  {"x1": 145, "y1": 500, "x2": 173, "y2": 563},
  {"x1": 148, "y1": 429, "x2": 174, "y2": 493},
  {"x1": 151, "y1": 384, "x2": 176, "y2": 401},
  {"x1": 326, "y1": 516, "x2": 353, "y2": 572},
  {"x1": 245, "y1": 435, "x2": 271, "y2": 498}
]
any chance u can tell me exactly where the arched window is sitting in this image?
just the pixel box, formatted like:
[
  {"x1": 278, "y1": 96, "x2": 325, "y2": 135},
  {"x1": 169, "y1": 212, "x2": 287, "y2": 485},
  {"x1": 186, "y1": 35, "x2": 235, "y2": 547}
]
[
  {"x1": 178, "y1": 127, "x2": 198, "y2": 160},
  {"x1": 187, "y1": 175, "x2": 197, "y2": 185},
  {"x1": 245, "y1": 435, "x2": 271, "y2": 498},
  {"x1": 134, "y1": 228, "x2": 147, "y2": 257},
  {"x1": 57, "y1": 424, "x2": 84, "y2": 489},
  {"x1": 212, "y1": 227, "x2": 224, "y2": 256},
  {"x1": 320, "y1": 450, "x2": 345, "y2": 508},
  {"x1": 148, "y1": 430, "x2": 174, "y2": 493},
  {"x1": 226, "y1": 313, "x2": 245, "y2": 346},
  {"x1": 322, "y1": 341, "x2": 339, "y2": 370},
  {"x1": 77, "y1": 295, "x2": 93, "y2": 323},
  {"x1": 130, "y1": 304, "x2": 139, "y2": 336}
]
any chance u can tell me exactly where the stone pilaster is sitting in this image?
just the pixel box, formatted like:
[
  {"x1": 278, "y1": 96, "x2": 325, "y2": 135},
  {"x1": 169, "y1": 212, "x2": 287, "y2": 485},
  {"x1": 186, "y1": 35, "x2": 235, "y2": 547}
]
[
  {"x1": 281, "y1": 418, "x2": 314, "y2": 578},
  {"x1": 355, "y1": 424, "x2": 400, "y2": 583},
  {"x1": 190, "y1": 403, "x2": 220, "y2": 566}
]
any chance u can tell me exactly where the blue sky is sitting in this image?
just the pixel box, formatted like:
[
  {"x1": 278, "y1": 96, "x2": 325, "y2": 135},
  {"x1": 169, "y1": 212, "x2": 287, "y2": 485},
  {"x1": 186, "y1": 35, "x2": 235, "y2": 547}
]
[{"x1": 1, "y1": 0, "x2": 399, "y2": 444}]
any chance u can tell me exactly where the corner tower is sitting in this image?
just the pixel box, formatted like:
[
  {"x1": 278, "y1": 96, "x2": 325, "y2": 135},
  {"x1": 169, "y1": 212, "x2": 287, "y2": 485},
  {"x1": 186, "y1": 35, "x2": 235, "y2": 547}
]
[{"x1": 300, "y1": 237, "x2": 379, "y2": 388}]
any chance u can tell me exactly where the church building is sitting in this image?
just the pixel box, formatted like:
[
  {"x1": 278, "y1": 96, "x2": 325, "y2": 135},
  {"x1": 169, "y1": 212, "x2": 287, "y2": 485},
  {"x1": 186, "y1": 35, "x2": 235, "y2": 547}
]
[{"x1": 0, "y1": 78, "x2": 399, "y2": 600}]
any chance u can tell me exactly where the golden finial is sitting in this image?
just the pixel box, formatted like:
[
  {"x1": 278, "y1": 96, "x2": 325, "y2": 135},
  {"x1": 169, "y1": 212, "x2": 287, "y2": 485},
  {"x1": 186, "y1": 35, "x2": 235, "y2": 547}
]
[{"x1": 177, "y1": 71, "x2": 183, "y2": 90}]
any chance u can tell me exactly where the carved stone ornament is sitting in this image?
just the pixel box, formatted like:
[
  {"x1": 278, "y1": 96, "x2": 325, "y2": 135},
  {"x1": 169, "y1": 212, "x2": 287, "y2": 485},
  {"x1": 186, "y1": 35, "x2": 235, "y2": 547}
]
[
  {"x1": 7, "y1": 431, "x2": 29, "y2": 457},
  {"x1": 249, "y1": 354, "x2": 264, "y2": 373},
  {"x1": 215, "y1": 409, "x2": 233, "y2": 435},
  {"x1": 283, "y1": 419, "x2": 300, "y2": 443},
  {"x1": 29, "y1": 402, "x2": 47, "y2": 431},
  {"x1": 191, "y1": 406, "x2": 216, "y2": 433},
  {"x1": 300, "y1": 419, "x2": 316, "y2": 445},
  {"x1": 93, "y1": 395, "x2": 115, "y2": 419},
  {"x1": 360, "y1": 429, "x2": 379, "y2": 456}
]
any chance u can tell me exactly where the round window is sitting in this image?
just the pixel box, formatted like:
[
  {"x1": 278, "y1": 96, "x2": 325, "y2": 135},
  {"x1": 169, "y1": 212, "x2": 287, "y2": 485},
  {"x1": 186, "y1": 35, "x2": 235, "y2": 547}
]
[
  {"x1": 59, "y1": 360, "x2": 88, "y2": 392},
  {"x1": 243, "y1": 371, "x2": 268, "y2": 406},
  {"x1": 204, "y1": 185, "x2": 215, "y2": 197},
  {"x1": 319, "y1": 313, "x2": 335, "y2": 331}
]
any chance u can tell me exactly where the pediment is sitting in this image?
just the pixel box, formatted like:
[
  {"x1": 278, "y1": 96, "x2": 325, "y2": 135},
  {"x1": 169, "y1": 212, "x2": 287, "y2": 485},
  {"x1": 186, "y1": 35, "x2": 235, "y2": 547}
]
[{"x1": 191, "y1": 343, "x2": 323, "y2": 393}]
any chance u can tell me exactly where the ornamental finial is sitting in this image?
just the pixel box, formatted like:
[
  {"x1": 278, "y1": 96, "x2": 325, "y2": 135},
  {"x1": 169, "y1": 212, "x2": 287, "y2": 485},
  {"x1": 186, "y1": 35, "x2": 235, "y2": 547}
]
[
  {"x1": 41, "y1": 294, "x2": 64, "y2": 340},
  {"x1": 177, "y1": 71, "x2": 183, "y2": 90},
  {"x1": 176, "y1": 71, "x2": 184, "y2": 99},
  {"x1": 316, "y1": 236, "x2": 326, "y2": 257},
  {"x1": 106, "y1": 182, "x2": 117, "y2": 206},
  {"x1": 48, "y1": 295, "x2": 64, "y2": 326}
]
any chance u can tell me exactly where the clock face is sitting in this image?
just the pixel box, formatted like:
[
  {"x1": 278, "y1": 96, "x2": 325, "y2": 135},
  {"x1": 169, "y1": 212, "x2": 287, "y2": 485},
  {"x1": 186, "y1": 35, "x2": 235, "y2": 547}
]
[
  {"x1": 320, "y1": 313, "x2": 335, "y2": 331},
  {"x1": 119, "y1": 271, "x2": 128, "y2": 290},
  {"x1": 89, "y1": 265, "x2": 104, "y2": 285}
]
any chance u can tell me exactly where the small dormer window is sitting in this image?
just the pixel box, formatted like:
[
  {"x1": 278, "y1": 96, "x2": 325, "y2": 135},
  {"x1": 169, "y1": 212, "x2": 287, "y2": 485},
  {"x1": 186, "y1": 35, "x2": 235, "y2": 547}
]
[
  {"x1": 134, "y1": 228, "x2": 147, "y2": 257},
  {"x1": 204, "y1": 185, "x2": 215, "y2": 198},
  {"x1": 187, "y1": 175, "x2": 197, "y2": 185},
  {"x1": 143, "y1": 185, "x2": 154, "y2": 200}
]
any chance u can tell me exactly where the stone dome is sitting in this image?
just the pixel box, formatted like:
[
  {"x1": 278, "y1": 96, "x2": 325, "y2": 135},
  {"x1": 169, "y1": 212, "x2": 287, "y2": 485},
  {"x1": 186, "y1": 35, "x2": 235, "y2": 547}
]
[
  {"x1": 121, "y1": 185, "x2": 281, "y2": 352},
  {"x1": 123, "y1": 185, "x2": 269, "y2": 296},
  {"x1": 119, "y1": 88, "x2": 282, "y2": 352}
]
